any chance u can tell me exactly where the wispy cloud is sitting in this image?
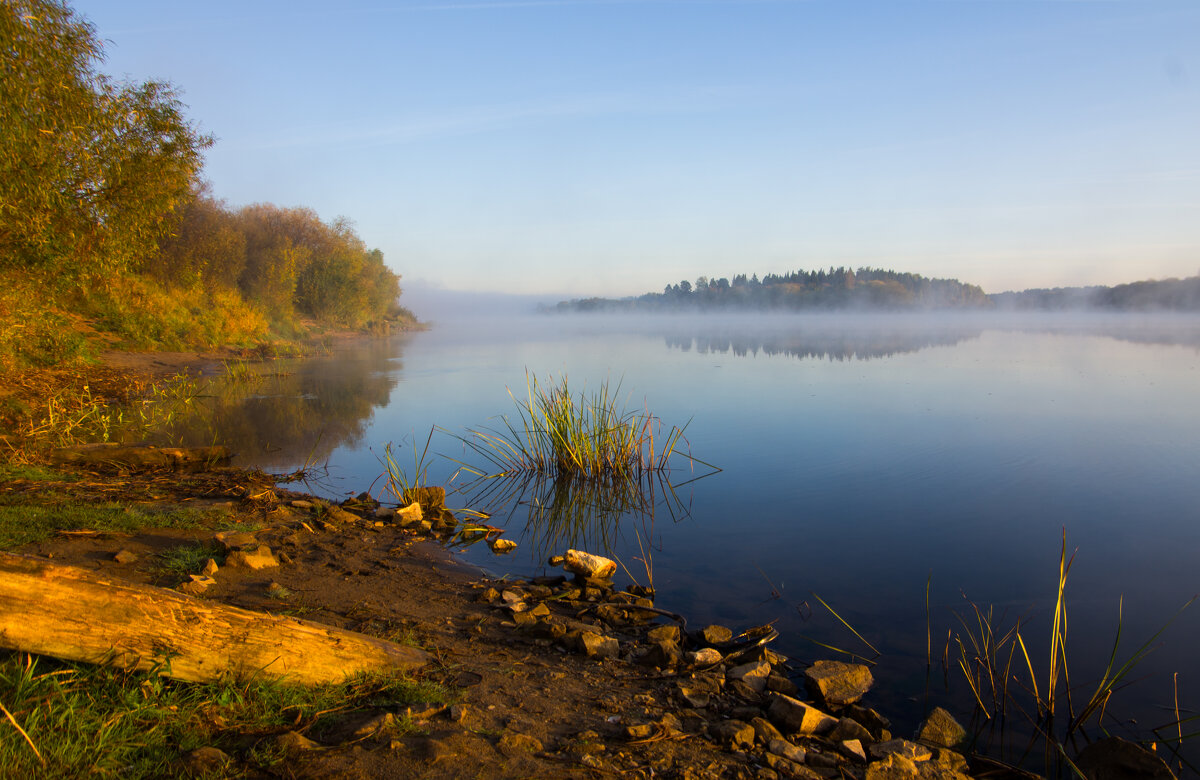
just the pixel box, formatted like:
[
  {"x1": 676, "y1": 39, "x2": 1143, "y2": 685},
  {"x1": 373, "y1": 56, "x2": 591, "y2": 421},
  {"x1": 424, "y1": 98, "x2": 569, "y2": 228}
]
[{"x1": 234, "y1": 85, "x2": 752, "y2": 151}]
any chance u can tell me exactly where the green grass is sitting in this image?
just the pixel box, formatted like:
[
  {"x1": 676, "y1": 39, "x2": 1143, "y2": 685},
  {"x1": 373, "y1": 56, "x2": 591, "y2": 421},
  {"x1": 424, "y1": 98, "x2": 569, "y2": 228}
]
[
  {"x1": 0, "y1": 463, "x2": 76, "y2": 483},
  {"x1": 0, "y1": 501, "x2": 215, "y2": 550},
  {"x1": 453, "y1": 372, "x2": 701, "y2": 485},
  {"x1": 380, "y1": 429, "x2": 435, "y2": 504},
  {"x1": 156, "y1": 541, "x2": 225, "y2": 579},
  {"x1": 0, "y1": 651, "x2": 455, "y2": 778}
]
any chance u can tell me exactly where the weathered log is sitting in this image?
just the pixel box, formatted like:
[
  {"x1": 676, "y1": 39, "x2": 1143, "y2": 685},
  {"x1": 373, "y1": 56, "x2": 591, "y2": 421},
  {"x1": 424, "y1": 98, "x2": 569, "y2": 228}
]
[
  {"x1": 0, "y1": 552, "x2": 427, "y2": 685},
  {"x1": 46, "y1": 443, "x2": 231, "y2": 470}
]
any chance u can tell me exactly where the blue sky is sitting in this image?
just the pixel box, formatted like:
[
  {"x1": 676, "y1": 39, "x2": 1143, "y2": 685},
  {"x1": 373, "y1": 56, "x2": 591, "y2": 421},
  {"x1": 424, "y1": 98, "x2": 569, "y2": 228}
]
[{"x1": 73, "y1": 0, "x2": 1199, "y2": 296}]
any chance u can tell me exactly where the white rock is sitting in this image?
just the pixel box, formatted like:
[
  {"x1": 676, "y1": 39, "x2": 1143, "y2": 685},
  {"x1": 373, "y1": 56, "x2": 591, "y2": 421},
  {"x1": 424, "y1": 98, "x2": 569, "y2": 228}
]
[{"x1": 563, "y1": 549, "x2": 617, "y2": 579}]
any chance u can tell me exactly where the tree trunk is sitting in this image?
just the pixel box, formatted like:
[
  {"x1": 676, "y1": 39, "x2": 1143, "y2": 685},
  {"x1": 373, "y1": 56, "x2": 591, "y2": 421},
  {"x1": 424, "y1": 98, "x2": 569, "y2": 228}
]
[{"x1": 0, "y1": 552, "x2": 427, "y2": 685}]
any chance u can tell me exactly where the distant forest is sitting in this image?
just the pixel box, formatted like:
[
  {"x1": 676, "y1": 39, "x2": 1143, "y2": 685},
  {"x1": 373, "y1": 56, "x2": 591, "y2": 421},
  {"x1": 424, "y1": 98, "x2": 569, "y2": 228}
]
[
  {"x1": 991, "y1": 275, "x2": 1200, "y2": 311},
  {"x1": 549, "y1": 268, "x2": 1200, "y2": 314},
  {"x1": 550, "y1": 268, "x2": 989, "y2": 313}
]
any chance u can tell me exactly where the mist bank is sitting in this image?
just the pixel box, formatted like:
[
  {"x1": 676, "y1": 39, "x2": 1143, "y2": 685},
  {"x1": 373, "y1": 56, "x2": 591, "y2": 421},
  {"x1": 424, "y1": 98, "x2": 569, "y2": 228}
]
[{"x1": 544, "y1": 267, "x2": 1200, "y2": 315}]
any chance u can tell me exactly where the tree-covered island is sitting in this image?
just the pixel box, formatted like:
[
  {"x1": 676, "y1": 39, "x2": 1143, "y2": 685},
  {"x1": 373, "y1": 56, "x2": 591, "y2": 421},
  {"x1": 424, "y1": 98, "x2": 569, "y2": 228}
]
[{"x1": 549, "y1": 268, "x2": 1200, "y2": 314}]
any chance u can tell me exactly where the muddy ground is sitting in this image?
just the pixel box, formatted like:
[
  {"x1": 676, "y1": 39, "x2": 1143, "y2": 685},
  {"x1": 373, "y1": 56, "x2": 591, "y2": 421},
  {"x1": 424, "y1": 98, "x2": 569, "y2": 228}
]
[{"x1": 11, "y1": 472, "x2": 776, "y2": 780}]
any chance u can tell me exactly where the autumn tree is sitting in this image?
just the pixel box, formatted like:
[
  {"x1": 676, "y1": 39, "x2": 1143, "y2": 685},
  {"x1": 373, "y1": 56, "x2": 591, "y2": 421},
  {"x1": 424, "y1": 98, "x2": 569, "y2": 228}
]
[{"x1": 0, "y1": 0, "x2": 210, "y2": 278}]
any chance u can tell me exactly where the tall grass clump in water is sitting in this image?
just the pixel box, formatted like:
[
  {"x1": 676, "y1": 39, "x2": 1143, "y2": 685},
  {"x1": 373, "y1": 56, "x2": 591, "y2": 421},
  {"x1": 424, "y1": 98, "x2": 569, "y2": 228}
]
[{"x1": 454, "y1": 372, "x2": 705, "y2": 485}]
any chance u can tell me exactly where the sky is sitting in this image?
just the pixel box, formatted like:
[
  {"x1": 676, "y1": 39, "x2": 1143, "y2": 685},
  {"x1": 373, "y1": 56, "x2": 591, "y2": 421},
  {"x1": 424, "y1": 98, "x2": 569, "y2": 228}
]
[{"x1": 71, "y1": 0, "x2": 1200, "y2": 297}]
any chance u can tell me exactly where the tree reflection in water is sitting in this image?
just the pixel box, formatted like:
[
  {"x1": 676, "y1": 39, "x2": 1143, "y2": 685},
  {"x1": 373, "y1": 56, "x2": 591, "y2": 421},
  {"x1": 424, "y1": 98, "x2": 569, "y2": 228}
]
[{"x1": 158, "y1": 338, "x2": 407, "y2": 471}]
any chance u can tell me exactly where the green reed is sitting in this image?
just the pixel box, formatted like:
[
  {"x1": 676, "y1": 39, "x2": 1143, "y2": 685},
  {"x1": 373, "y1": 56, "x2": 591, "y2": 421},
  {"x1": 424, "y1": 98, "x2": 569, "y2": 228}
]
[
  {"x1": 946, "y1": 531, "x2": 1195, "y2": 774},
  {"x1": 453, "y1": 372, "x2": 705, "y2": 485}
]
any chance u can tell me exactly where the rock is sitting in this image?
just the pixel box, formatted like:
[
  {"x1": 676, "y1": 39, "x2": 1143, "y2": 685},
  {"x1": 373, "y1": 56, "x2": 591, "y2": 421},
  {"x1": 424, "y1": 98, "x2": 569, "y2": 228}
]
[
  {"x1": 290, "y1": 500, "x2": 314, "y2": 509},
  {"x1": 528, "y1": 603, "x2": 551, "y2": 617},
  {"x1": 804, "y1": 660, "x2": 874, "y2": 708},
  {"x1": 647, "y1": 625, "x2": 680, "y2": 643},
  {"x1": 562, "y1": 549, "x2": 617, "y2": 579},
  {"x1": 767, "y1": 737, "x2": 807, "y2": 763},
  {"x1": 751, "y1": 716, "x2": 785, "y2": 744},
  {"x1": 402, "y1": 702, "x2": 447, "y2": 721},
  {"x1": 448, "y1": 704, "x2": 472, "y2": 724},
  {"x1": 576, "y1": 630, "x2": 619, "y2": 659},
  {"x1": 830, "y1": 717, "x2": 874, "y2": 745},
  {"x1": 727, "y1": 660, "x2": 772, "y2": 693},
  {"x1": 403, "y1": 486, "x2": 446, "y2": 511},
  {"x1": 488, "y1": 538, "x2": 517, "y2": 554},
  {"x1": 865, "y1": 753, "x2": 919, "y2": 779},
  {"x1": 915, "y1": 706, "x2": 966, "y2": 749},
  {"x1": 213, "y1": 530, "x2": 258, "y2": 551},
  {"x1": 845, "y1": 704, "x2": 891, "y2": 739},
  {"x1": 224, "y1": 544, "x2": 279, "y2": 570},
  {"x1": 687, "y1": 647, "x2": 723, "y2": 667},
  {"x1": 113, "y1": 549, "x2": 138, "y2": 564},
  {"x1": 712, "y1": 719, "x2": 755, "y2": 749},
  {"x1": 868, "y1": 739, "x2": 931, "y2": 763},
  {"x1": 1075, "y1": 737, "x2": 1177, "y2": 780},
  {"x1": 273, "y1": 731, "x2": 320, "y2": 752},
  {"x1": 767, "y1": 694, "x2": 837, "y2": 736},
  {"x1": 395, "y1": 503, "x2": 422, "y2": 525},
  {"x1": 200, "y1": 558, "x2": 219, "y2": 576},
  {"x1": 497, "y1": 732, "x2": 543, "y2": 756},
  {"x1": 928, "y1": 748, "x2": 970, "y2": 774},
  {"x1": 181, "y1": 746, "x2": 230, "y2": 775},
  {"x1": 675, "y1": 684, "x2": 711, "y2": 709},
  {"x1": 766, "y1": 673, "x2": 799, "y2": 696},
  {"x1": 478, "y1": 587, "x2": 501, "y2": 604},
  {"x1": 179, "y1": 575, "x2": 216, "y2": 595},
  {"x1": 626, "y1": 723, "x2": 656, "y2": 740},
  {"x1": 638, "y1": 639, "x2": 682, "y2": 668},
  {"x1": 325, "y1": 505, "x2": 360, "y2": 524},
  {"x1": 374, "y1": 506, "x2": 396, "y2": 520},
  {"x1": 841, "y1": 739, "x2": 868, "y2": 762},
  {"x1": 351, "y1": 712, "x2": 395, "y2": 738},
  {"x1": 699, "y1": 624, "x2": 733, "y2": 645},
  {"x1": 725, "y1": 680, "x2": 763, "y2": 703},
  {"x1": 764, "y1": 752, "x2": 820, "y2": 779},
  {"x1": 512, "y1": 612, "x2": 538, "y2": 628}
]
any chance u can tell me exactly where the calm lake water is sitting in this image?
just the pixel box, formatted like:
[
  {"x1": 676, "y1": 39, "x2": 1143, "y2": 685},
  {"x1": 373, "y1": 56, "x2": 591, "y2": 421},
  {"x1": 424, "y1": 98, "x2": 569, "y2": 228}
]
[{"x1": 176, "y1": 312, "x2": 1200, "y2": 766}]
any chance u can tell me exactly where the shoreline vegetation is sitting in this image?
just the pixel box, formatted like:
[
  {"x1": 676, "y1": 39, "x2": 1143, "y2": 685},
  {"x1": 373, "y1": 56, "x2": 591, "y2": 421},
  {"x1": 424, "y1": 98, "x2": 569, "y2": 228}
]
[{"x1": 2, "y1": 0, "x2": 419, "y2": 376}]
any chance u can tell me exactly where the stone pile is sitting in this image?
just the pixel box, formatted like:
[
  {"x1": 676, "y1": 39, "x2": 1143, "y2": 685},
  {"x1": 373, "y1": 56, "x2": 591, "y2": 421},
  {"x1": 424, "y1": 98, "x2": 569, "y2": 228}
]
[{"x1": 475, "y1": 549, "x2": 979, "y2": 780}]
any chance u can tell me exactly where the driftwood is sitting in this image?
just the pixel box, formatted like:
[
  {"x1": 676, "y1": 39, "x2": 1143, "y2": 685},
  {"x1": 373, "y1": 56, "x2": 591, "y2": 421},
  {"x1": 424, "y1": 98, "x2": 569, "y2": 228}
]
[
  {"x1": 0, "y1": 552, "x2": 427, "y2": 685},
  {"x1": 46, "y1": 443, "x2": 231, "y2": 470}
]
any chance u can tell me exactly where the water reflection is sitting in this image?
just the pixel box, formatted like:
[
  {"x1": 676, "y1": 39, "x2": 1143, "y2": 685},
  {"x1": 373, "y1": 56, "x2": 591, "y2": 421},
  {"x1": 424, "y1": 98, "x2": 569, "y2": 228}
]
[
  {"x1": 456, "y1": 470, "x2": 707, "y2": 567},
  {"x1": 657, "y1": 320, "x2": 982, "y2": 361},
  {"x1": 164, "y1": 337, "x2": 409, "y2": 470}
]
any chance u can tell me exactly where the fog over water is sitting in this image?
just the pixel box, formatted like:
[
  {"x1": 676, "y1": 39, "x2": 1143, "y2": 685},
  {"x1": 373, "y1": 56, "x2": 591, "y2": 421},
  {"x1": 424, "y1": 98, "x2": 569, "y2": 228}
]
[{"x1": 171, "y1": 309, "x2": 1200, "y2": 767}]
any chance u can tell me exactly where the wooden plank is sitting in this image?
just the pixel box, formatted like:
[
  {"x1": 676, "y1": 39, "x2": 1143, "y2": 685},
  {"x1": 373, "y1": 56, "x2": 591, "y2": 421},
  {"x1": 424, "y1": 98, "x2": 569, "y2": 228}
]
[{"x1": 0, "y1": 552, "x2": 427, "y2": 685}]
